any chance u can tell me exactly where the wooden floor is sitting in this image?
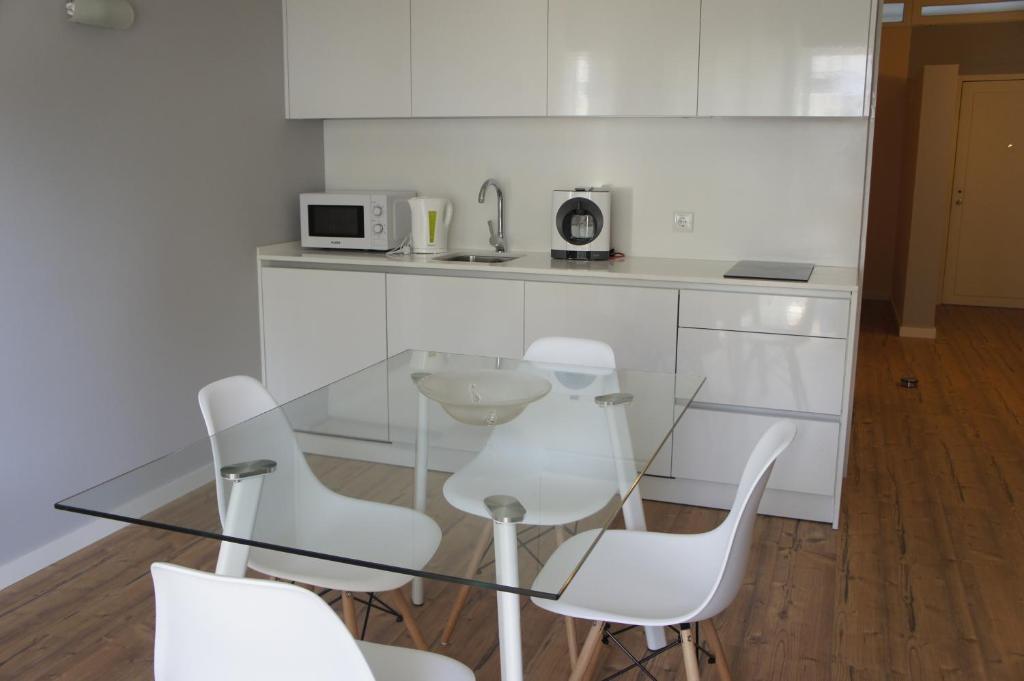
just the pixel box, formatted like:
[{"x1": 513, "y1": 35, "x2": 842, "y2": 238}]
[{"x1": 2, "y1": 301, "x2": 1023, "y2": 680}]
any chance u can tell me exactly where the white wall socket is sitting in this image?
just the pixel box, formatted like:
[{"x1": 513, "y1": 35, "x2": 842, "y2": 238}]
[{"x1": 673, "y1": 211, "x2": 694, "y2": 233}]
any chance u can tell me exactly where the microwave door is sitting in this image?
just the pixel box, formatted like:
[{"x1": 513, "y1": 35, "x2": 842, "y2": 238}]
[{"x1": 307, "y1": 204, "x2": 366, "y2": 242}]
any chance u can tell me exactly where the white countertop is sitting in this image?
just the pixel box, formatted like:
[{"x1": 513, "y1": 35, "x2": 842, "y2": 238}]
[{"x1": 258, "y1": 242, "x2": 858, "y2": 293}]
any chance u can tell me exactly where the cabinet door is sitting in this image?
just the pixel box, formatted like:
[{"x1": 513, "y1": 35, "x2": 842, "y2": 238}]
[
  {"x1": 698, "y1": 0, "x2": 872, "y2": 117},
  {"x1": 676, "y1": 328, "x2": 846, "y2": 414},
  {"x1": 284, "y1": 0, "x2": 411, "y2": 118},
  {"x1": 524, "y1": 282, "x2": 678, "y2": 476},
  {"x1": 548, "y1": 0, "x2": 700, "y2": 116},
  {"x1": 410, "y1": 0, "x2": 547, "y2": 117},
  {"x1": 673, "y1": 408, "x2": 839, "y2": 497},
  {"x1": 261, "y1": 267, "x2": 387, "y2": 403},
  {"x1": 386, "y1": 274, "x2": 525, "y2": 357}
]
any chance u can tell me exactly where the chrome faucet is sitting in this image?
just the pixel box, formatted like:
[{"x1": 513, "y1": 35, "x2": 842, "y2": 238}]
[{"x1": 478, "y1": 178, "x2": 506, "y2": 253}]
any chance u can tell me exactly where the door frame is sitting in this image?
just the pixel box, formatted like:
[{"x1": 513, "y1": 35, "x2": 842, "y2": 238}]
[{"x1": 940, "y1": 73, "x2": 1024, "y2": 307}]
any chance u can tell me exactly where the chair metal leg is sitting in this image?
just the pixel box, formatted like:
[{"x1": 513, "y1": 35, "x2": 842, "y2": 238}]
[
  {"x1": 440, "y1": 522, "x2": 493, "y2": 646},
  {"x1": 341, "y1": 592, "x2": 358, "y2": 636},
  {"x1": 679, "y1": 624, "x2": 700, "y2": 681},
  {"x1": 571, "y1": 621, "x2": 606, "y2": 681},
  {"x1": 702, "y1": 619, "x2": 732, "y2": 681}
]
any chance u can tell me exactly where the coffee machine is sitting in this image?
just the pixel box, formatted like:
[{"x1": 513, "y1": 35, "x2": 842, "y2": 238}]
[{"x1": 551, "y1": 188, "x2": 612, "y2": 261}]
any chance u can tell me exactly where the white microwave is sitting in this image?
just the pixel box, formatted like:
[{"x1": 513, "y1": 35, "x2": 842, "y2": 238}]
[{"x1": 300, "y1": 191, "x2": 416, "y2": 250}]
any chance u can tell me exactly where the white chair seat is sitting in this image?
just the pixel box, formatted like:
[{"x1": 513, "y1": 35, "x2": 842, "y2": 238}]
[
  {"x1": 249, "y1": 499, "x2": 442, "y2": 593},
  {"x1": 530, "y1": 529, "x2": 718, "y2": 627},
  {"x1": 356, "y1": 640, "x2": 475, "y2": 681},
  {"x1": 443, "y1": 469, "x2": 616, "y2": 528}
]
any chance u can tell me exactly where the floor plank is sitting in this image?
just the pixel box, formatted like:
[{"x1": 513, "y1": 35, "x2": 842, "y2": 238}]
[{"x1": 2, "y1": 302, "x2": 1023, "y2": 680}]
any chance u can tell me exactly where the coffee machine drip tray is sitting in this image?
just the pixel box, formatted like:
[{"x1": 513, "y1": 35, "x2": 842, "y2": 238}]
[{"x1": 724, "y1": 260, "x2": 815, "y2": 282}]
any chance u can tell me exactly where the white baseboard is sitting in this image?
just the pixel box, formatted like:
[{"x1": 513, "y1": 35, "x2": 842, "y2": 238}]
[{"x1": 0, "y1": 465, "x2": 212, "y2": 592}]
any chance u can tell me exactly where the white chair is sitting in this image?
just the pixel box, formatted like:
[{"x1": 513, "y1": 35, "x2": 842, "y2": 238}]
[
  {"x1": 440, "y1": 337, "x2": 629, "y2": 651},
  {"x1": 151, "y1": 562, "x2": 474, "y2": 681},
  {"x1": 198, "y1": 375, "x2": 441, "y2": 650},
  {"x1": 529, "y1": 420, "x2": 798, "y2": 681}
]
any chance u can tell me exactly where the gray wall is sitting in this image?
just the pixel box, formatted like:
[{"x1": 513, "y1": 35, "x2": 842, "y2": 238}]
[{"x1": 0, "y1": 1, "x2": 323, "y2": 568}]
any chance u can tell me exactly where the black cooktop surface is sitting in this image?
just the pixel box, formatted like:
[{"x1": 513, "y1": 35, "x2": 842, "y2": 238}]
[{"x1": 724, "y1": 260, "x2": 815, "y2": 282}]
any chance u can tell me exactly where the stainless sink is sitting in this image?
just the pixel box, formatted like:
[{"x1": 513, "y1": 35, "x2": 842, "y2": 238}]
[{"x1": 433, "y1": 253, "x2": 521, "y2": 264}]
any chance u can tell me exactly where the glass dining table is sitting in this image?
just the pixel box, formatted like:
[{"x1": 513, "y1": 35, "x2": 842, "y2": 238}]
[{"x1": 56, "y1": 350, "x2": 705, "y2": 681}]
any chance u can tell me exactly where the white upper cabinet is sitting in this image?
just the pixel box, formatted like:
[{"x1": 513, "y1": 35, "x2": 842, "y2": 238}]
[
  {"x1": 548, "y1": 0, "x2": 700, "y2": 117},
  {"x1": 410, "y1": 0, "x2": 548, "y2": 117},
  {"x1": 697, "y1": 0, "x2": 873, "y2": 117},
  {"x1": 284, "y1": 0, "x2": 411, "y2": 118}
]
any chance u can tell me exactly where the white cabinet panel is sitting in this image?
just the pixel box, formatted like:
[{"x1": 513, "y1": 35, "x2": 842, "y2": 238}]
[
  {"x1": 524, "y1": 281, "x2": 678, "y2": 475},
  {"x1": 386, "y1": 274, "x2": 525, "y2": 358},
  {"x1": 261, "y1": 267, "x2": 387, "y2": 404},
  {"x1": 673, "y1": 408, "x2": 839, "y2": 496},
  {"x1": 284, "y1": 0, "x2": 411, "y2": 119},
  {"x1": 524, "y1": 282, "x2": 678, "y2": 372},
  {"x1": 410, "y1": 0, "x2": 547, "y2": 117},
  {"x1": 676, "y1": 328, "x2": 846, "y2": 414},
  {"x1": 678, "y1": 290, "x2": 849, "y2": 338},
  {"x1": 548, "y1": 0, "x2": 700, "y2": 116},
  {"x1": 698, "y1": 0, "x2": 873, "y2": 117}
]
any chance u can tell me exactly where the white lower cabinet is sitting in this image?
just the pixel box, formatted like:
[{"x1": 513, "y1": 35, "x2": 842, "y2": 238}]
[
  {"x1": 676, "y1": 327, "x2": 846, "y2": 415},
  {"x1": 386, "y1": 274, "x2": 525, "y2": 358},
  {"x1": 672, "y1": 408, "x2": 839, "y2": 497},
  {"x1": 524, "y1": 281, "x2": 679, "y2": 476},
  {"x1": 261, "y1": 267, "x2": 389, "y2": 442}
]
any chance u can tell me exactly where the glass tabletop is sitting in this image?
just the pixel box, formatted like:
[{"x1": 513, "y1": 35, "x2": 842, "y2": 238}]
[{"x1": 56, "y1": 350, "x2": 704, "y2": 599}]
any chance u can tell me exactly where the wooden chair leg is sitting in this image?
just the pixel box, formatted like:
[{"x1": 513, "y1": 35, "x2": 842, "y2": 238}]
[
  {"x1": 555, "y1": 525, "x2": 580, "y2": 669},
  {"x1": 678, "y1": 624, "x2": 700, "y2": 681},
  {"x1": 564, "y1": 616, "x2": 580, "y2": 669},
  {"x1": 702, "y1": 619, "x2": 733, "y2": 681},
  {"x1": 341, "y1": 592, "x2": 358, "y2": 636},
  {"x1": 389, "y1": 587, "x2": 429, "y2": 651},
  {"x1": 440, "y1": 522, "x2": 493, "y2": 646},
  {"x1": 570, "y1": 621, "x2": 605, "y2": 681}
]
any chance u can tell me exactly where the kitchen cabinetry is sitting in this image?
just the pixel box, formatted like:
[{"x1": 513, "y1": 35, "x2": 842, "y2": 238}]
[
  {"x1": 524, "y1": 281, "x2": 679, "y2": 475},
  {"x1": 697, "y1": 0, "x2": 874, "y2": 117},
  {"x1": 260, "y1": 267, "x2": 387, "y2": 403},
  {"x1": 257, "y1": 245, "x2": 858, "y2": 525},
  {"x1": 547, "y1": 0, "x2": 700, "y2": 116},
  {"x1": 386, "y1": 274, "x2": 525, "y2": 358},
  {"x1": 410, "y1": 0, "x2": 548, "y2": 117},
  {"x1": 283, "y1": 0, "x2": 411, "y2": 119}
]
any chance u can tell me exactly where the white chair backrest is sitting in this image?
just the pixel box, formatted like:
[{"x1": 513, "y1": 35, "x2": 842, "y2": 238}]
[
  {"x1": 198, "y1": 376, "x2": 330, "y2": 539},
  {"x1": 690, "y1": 420, "x2": 797, "y2": 621},
  {"x1": 525, "y1": 336, "x2": 616, "y2": 369},
  {"x1": 198, "y1": 376, "x2": 279, "y2": 524},
  {"x1": 151, "y1": 562, "x2": 375, "y2": 681}
]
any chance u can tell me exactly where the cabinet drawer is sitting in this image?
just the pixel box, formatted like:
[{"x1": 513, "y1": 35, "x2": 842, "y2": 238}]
[
  {"x1": 678, "y1": 290, "x2": 849, "y2": 338},
  {"x1": 673, "y1": 408, "x2": 839, "y2": 496},
  {"x1": 677, "y1": 328, "x2": 846, "y2": 414}
]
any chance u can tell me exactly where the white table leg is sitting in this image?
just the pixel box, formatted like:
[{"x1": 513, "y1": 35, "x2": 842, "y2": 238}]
[
  {"x1": 601, "y1": 395, "x2": 668, "y2": 651},
  {"x1": 412, "y1": 389, "x2": 430, "y2": 605},
  {"x1": 493, "y1": 520, "x2": 523, "y2": 681},
  {"x1": 215, "y1": 459, "x2": 277, "y2": 578},
  {"x1": 486, "y1": 495, "x2": 526, "y2": 681}
]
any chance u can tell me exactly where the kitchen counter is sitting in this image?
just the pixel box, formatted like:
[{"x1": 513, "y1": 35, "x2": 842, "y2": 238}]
[{"x1": 258, "y1": 242, "x2": 858, "y2": 294}]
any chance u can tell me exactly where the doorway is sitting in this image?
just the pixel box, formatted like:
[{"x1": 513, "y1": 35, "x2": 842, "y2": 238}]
[{"x1": 942, "y1": 77, "x2": 1024, "y2": 308}]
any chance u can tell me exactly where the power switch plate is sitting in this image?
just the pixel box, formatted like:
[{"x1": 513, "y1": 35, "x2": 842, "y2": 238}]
[{"x1": 673, "y1": 211, "x2": 694, "y2": 233}]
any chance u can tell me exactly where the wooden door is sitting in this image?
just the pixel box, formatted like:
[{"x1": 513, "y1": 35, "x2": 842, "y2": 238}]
[{"x1": 943, "y1": 79, "x2": 1024, "y2": 307}]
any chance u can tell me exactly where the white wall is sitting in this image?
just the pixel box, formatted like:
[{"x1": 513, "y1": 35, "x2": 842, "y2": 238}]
[
  {"x1": 0, "y1": 0, "x2": 323, "y2": 582},
  {"x1": 325, "y1": 116, "x2": 869, "y2": 266}
]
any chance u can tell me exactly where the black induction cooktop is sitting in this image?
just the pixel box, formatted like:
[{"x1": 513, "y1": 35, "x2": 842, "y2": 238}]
[{"x1": 724, "y1": 260, "x2": 815, "y2": 282}]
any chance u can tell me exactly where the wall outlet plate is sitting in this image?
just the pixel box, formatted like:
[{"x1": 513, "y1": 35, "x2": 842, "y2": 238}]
[{"x1": 673, "y1": 211, "x2": 694, "y2": 233}]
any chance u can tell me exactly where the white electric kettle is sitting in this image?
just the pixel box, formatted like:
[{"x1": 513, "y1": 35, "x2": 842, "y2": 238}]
[{"x1": 408, "y1": 197, "x2": 452, "y2": 254}]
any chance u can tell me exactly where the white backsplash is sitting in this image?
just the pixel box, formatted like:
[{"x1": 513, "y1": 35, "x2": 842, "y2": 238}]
[{"x1": 324, "y1": 116, "x2": 868, "y2": 266}]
